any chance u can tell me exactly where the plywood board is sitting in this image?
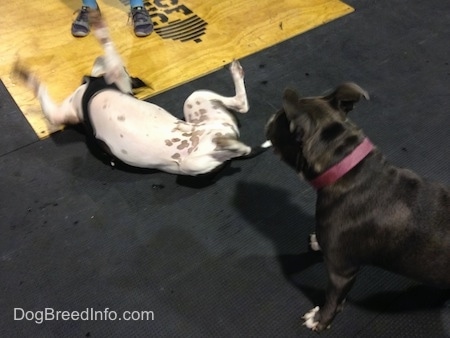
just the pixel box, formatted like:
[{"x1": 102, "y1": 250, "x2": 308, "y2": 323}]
[{"x1": 0, "y1": 0, "x2": 353, "y2": 138}]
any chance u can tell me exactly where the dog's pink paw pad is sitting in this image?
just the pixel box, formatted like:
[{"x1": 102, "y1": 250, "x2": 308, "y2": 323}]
[{"x1": 302, "y1": 306, "x2": 320, "y2": 330}]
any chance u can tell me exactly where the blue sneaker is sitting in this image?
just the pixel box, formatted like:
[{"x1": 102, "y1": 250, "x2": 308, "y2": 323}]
[
  {"x1": 72, "y1": 6, "x2": 92, "y2": 37},
  {"x1": 131, "y1": 6, "x2": 153, "y2": 37}
]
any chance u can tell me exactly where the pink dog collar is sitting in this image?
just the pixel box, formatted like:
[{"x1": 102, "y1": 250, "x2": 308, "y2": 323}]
[{"x1": 309, "y1": 138, "x2": 374, "y2": 189}]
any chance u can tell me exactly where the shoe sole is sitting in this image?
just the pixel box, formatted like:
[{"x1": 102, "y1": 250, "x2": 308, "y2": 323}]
[{"x1": 72, "y1": 31, "x2": 90, "y2": 37}]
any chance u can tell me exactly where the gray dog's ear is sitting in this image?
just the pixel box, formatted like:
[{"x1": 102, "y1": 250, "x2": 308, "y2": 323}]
[
  {"x1": 283, "y1": 88, "x2": 300, "y2": 119},
  {"x1": 283, "y1": 88, "x2": 302, "y2": 133},
  {"x1": 326, "y1": 82, "x2": 369, "y2": 114},
  {"x1": 283, "y1": 88, "x2": 309, "y2": 136}
]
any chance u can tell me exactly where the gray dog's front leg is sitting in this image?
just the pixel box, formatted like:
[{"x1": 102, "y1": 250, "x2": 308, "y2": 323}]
[{"x1": 303, "y1": 263, "x2": 358, "y2": 331}]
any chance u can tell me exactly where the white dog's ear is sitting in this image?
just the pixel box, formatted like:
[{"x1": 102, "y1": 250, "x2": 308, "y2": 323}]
[{"x1": 326, "y1": 82, "x2": 369, "y2": 114}]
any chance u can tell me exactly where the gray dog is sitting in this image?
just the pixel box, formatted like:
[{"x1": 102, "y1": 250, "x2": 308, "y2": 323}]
[{"x1": 265, "y1": 83, "x2": 450, "y2": 332}]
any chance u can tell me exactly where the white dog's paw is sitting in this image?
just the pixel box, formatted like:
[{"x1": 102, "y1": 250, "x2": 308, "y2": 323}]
[
  {"x1": 309, "y1": 233, "x2": 321, "y2": 251},
  {"x1": 229, "y1": 59, "x2": 244, "y2": 78},
  {"x1": 12, "y1": 62, "x2": 41, "y2": 96},
  {"x1": 302, "y1": 306, "x2": 320, "y2": 331}
]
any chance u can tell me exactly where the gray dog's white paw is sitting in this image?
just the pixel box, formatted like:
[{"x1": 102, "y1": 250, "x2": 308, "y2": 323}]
[
  {"x1": 302, "y1": 306, "x2": 320, "y2": 330},
  {"x1": 309, "y1": 233, "x2": 321, "y2": 251}
]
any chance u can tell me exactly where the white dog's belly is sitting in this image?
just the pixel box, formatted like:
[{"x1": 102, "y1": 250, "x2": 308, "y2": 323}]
[
  {"x1": 88, "y1": 91, "x2": 184, "y2": 171},
  {"x1": 87, "y1": 91, "x2": 229, "y2": 174}
]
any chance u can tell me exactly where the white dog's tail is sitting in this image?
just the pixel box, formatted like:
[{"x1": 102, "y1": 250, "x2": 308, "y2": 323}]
[
  {"x1": 214, "y1": 136, "x2": 271, "y2": 160},
  {"x1": 237, "y1": 140, "x2": 272, "y2": 159}
]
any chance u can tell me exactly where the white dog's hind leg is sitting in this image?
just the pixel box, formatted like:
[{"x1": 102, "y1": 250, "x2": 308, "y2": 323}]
[
  {"x1": 183, "y1": 60, "x2": 249, "y2": 120},
  {"x1": 226, "y1": 59, "x2": 249, "y2": 113},
  {"x1": 211, "y1": 60, "x2": 249, "y2": 113},
  {"x1": 90, "y1": 10, "x2": 131, "y2": 94}
]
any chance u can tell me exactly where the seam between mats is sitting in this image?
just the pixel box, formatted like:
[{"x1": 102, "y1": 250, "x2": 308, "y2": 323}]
[{"x1": 0, "y1": 138, "x2": 41, "y2": 159}]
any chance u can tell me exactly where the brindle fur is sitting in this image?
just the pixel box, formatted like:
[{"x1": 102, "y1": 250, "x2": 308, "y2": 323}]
[{"x1": 266, "y1": 83, "x2": 450, "y2": 332}]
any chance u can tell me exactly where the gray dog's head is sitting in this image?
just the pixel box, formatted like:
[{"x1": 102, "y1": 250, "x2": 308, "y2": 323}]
[{"x1": 266, "y1": 83, "x2": 370, "y2": 180}]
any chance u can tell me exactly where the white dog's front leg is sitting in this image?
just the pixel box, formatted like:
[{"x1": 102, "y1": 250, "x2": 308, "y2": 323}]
[
  {"x1": 36, "y1": 85, "x2": 83, "y2": 125},
  {"x1": 12, "y1": 62, "x2": 82, "y2": 125},
  {"x1": 90, "y1": 10, "x2": 131, "y2": 94}
]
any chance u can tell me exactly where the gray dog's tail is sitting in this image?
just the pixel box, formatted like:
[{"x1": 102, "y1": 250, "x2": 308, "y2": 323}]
[{"x1": 238, "y1": 140, "x2": 272, "y2": 159}]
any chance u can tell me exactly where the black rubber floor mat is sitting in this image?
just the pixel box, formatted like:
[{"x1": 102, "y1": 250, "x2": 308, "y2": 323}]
[{"x1": 1, "y1": 0, "x2": 449, "y2": 336}]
